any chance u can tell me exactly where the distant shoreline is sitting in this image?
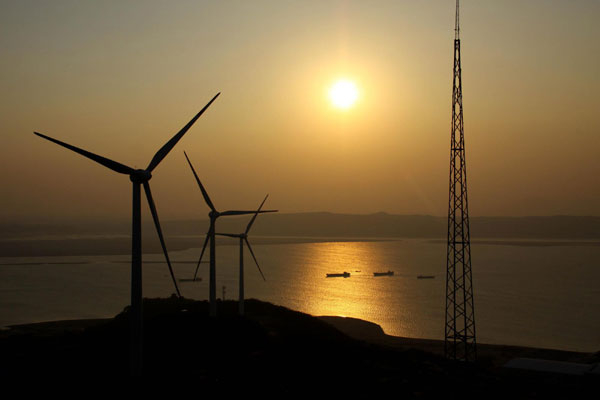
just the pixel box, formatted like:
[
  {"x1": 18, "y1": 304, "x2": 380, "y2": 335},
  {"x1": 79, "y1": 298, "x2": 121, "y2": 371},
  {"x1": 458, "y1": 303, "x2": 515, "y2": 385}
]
[
  {"x1": 0, "y1": 235, "x2": 397, "y2": 258},
  {"x1": 318, "y1": 316, "x2": 596, "y2": 367},
  {"x1": 1, "y1": 235, "x2": 599, "y2": 258},
  {"x1": 429, "y1": 238, "x2": 600, "y2": 247}
]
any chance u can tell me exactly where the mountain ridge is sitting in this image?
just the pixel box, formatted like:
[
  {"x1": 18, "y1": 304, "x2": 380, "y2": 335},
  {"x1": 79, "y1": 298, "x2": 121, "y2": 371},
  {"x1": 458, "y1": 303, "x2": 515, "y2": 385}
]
[{"x1": 2, "y1": 213, "x2": 600, "y2": 240}]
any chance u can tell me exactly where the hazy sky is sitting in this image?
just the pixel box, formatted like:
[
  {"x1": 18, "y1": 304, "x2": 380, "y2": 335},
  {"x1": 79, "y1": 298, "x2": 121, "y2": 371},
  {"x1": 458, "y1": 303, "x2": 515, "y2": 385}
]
[{"x1": 1, "y1": 0, "x2": 599, "y2": 222}]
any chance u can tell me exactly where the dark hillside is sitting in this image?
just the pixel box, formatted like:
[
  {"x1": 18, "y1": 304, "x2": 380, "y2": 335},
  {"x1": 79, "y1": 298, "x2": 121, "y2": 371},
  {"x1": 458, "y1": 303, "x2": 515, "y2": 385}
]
[{"x1": 0, "y1": 298, "x2": 592, "y2": 396}]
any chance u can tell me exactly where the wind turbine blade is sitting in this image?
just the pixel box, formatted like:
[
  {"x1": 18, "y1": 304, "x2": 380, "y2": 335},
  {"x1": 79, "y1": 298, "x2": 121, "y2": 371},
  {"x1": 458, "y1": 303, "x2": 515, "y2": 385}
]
[
  {"x1": 245, "y1": 237, "x2": 265, "y2": 281},
  {"x1": 193, "y1": 233, "x2": 210, "y2": 281},
  {"x1": 184, "y1": 151, "x2": 216, "y2": 212},
  {"x1": 143, "y1": 182, "x2": 181, "y2": 297},
  {"x1": 246, "y1": 194, "x2": 269, "y2": 235},
  {"x1": 215, "y1": 233, "x2": 241, "y2": 238},
  {"x1": 34, "y1": 132, "x2": 135, "y2": 175},
  {"x1": 146, "y1": 92, "x2": 220, "y2": 172},
  {"x1": 221, "y1": 209, "x2": 277, "y2": 216}
]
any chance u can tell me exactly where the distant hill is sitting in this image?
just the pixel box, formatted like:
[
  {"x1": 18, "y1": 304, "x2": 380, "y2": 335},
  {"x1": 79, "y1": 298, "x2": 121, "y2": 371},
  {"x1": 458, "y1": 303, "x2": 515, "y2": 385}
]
[{"x1": 2, "y1": 213, "x2": 600, "y2": 240}]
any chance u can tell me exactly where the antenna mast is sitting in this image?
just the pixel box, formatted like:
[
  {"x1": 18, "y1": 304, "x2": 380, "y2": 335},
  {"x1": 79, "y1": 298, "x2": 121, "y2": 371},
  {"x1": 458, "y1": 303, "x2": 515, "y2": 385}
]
[
  {"x1": 455, "y1": 0, "x2": 460, "y2": 40},
  {"x1": 445, "y1": 0, "x2": 477, "y2": 362}
]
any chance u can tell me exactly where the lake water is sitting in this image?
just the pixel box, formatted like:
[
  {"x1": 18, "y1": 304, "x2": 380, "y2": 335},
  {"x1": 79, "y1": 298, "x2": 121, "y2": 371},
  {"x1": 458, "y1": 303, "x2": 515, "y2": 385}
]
[{"x1": 1, "y1": 239, "x2": 598, "y2": 352}]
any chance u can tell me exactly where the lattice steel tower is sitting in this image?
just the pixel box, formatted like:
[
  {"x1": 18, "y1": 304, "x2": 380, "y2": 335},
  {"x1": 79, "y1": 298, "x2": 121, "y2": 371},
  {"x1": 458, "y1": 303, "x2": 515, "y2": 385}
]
[{"x1": 445, "y1": 0, "x2": 476, "y2": 362}]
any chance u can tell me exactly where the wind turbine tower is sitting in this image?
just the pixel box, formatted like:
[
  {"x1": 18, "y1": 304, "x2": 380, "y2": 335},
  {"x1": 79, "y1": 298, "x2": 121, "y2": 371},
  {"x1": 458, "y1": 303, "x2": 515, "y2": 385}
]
[
  {"x1": 216, "y1": 194, "x2": 275, "y2": 315},
  {"x1": 34, "y1": 92, "x2": 220, "y2": 375},
  {"x1": 183, "y1": 152, "x2": 276, "y2": 317},
  {"x1": 445, "y1": 0, "x2": 476, "y2": 362}
]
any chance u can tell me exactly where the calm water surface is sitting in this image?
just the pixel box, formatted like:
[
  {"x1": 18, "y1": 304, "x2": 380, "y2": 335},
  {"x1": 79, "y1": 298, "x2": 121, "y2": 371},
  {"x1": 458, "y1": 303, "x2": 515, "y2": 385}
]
[{"x1": 1, "y1": 239, "x2": 598, "y2": 352}]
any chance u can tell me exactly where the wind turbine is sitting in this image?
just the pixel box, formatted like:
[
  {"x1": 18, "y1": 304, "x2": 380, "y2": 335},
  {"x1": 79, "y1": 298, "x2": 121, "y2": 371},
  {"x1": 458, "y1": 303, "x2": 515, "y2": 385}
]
[
  {"x1": 183, "y1": 151, "x2": 276, "y2": 316},
  {"x1": 216, "y1": 194, "x2": 274, "y2": 315},
  {"x1": 34, "y1": 92, "x2": 220, "y2": 376}
]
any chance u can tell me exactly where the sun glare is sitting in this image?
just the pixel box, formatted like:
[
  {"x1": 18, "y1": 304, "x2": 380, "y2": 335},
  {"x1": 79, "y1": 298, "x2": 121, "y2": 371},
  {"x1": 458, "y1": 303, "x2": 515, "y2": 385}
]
[{"x1": 329, "y1": 79, "x2": 359, "y2": 109}]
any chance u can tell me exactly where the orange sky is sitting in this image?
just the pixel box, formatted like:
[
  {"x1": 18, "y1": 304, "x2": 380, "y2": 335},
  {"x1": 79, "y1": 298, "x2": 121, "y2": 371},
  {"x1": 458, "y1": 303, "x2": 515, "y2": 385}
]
[{"x1": 1, "y1": 1, "x2": 599, "y2": 222}]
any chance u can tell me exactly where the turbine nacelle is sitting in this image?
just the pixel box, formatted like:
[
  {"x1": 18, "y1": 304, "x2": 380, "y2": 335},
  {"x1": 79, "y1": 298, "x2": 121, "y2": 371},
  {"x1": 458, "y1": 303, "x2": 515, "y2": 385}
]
[{"x1": 130, "y1": 169, "x2": 152, "y2": 183}]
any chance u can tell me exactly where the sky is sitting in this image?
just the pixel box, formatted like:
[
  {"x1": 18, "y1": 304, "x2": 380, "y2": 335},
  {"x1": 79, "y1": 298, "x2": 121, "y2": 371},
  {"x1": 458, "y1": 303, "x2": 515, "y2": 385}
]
[{"x1": 1, "y1": 0, "x2": 599, "y2": 222}]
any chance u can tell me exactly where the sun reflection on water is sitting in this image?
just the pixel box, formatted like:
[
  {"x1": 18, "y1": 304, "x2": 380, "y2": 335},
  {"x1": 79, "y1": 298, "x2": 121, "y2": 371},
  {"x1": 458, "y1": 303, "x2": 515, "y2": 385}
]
[
  {"x1": 2, "y1": 239, "x2": 599, "y2": 351},
  {"x1": 275, "y1": 241, "x2": 418, "y2": 337}
]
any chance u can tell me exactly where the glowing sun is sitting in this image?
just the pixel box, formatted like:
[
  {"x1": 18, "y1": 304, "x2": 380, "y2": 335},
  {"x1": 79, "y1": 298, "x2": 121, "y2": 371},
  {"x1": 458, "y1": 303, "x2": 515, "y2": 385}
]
[{"x1": 329, "y1": 79, "x2": 359, "y2": 109}]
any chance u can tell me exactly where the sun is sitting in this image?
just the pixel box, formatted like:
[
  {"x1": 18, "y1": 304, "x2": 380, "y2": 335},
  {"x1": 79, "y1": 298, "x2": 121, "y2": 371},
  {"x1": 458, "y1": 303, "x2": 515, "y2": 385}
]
[{"x1": 329, "y1": 79, "x2": 359, "y2": 109}]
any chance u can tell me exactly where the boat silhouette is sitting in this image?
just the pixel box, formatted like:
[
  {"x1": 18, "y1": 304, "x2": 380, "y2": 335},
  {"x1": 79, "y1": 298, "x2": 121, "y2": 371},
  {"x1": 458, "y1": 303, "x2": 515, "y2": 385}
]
[{"x1": 326, "y1": 272, "x2": 351, "y2": 278}]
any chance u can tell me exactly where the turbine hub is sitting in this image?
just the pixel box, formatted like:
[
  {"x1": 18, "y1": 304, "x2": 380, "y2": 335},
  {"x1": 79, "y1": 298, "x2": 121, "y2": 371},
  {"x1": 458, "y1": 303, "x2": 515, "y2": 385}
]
[
  {"x1": 209, "y1": 210, "x2": 220, "y2": 219},
  {"x1": 130, "y1": 169, "x2": 152, "y2": 183}
]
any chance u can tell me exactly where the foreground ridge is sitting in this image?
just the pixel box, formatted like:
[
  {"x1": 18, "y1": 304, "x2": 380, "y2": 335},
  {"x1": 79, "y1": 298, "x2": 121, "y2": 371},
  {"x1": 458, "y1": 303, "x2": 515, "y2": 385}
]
[{"x1": 0, "y1": 298, "x2": 594, "y2": 396}]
